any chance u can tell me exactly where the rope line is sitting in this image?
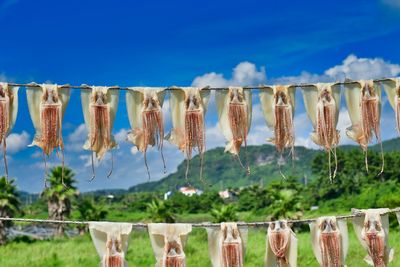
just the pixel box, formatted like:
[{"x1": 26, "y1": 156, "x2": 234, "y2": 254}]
[
  {"x1": 1, "y1": 208, "x2": 398, "y2": 228},
  {"x1": 4, "y1": 77, "x2": 397, "y2": 91}
]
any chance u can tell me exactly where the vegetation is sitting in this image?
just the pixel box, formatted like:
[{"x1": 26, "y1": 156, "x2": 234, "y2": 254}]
[
  {"x1": 0, "y1": 178, "x2": 20, "y2": 245},
  {"x1": 41, "y1": 167, "x2": 78, "y2": 236},
  {"x1": 210, "y1": 204, "x2": 238, "y2": 223},
  {"x1": 146, "y1": 199, "x2": 176, "y2": 223},
  {"x1": 74, "y1": 196, "x2": 108, "y2": 234}
]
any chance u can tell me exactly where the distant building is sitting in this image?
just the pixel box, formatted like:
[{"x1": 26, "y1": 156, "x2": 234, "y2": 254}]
[
  {"x1": 164, "y1": 187, "x2": 202, "y2": 199},
  {"x1": 179, "y1": 187, "x2": 203, "y2": 197},
  {"x1": 218, "y1": 190, "x2": 231, "y2": 199},
  {"x1": 164, "y1": 191, "x2": 172, "y2": 200}
]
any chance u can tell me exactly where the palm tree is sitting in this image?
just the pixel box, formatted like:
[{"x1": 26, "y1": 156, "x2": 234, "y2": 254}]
[
  {"x1": 146, "y1": 199, "x2": 176, "y2": 223},
  {"x1": 75, "y1": 196, "x2": 107, "y2": 235},
  {"x1": 0, "y1": 177, "x2": 20, "y2": 245},
  {"x1": 42, "y1": 166, "x2": 79, "y2": 236},
  {"x1": 267, "y1": 188, "x2": 304, "y2": 220},
  {"x1": 210, "y1": 204, "x2": 238, "y2": 223}
]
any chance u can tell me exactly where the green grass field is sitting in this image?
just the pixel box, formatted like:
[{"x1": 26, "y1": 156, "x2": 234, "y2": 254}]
[{"x1": 0, "y1": 225, "x2": 399, "y2": 267}]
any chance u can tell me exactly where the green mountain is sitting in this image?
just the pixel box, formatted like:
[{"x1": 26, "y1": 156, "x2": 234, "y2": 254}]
[
  {"x1": 129, "y1": 144, "x2": 319, "y2": 193},
  {"x1": 129, "y1": 138, "x2": 400, "y2": 193}
]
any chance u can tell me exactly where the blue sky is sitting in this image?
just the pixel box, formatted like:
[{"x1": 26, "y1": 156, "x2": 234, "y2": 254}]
[{"x1": 1, "y1": 0, "x2": 400, "y2": 193}]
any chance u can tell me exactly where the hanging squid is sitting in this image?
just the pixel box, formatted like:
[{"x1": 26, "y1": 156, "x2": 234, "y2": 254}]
[
  {"x1": 352, "y1": 209, "x2": 394, "y2": 267},
  {"x1": 148, "y1": 223, "x2": 192, "y2": 267},
  {"x1": 301, "y1": 83, "x2": 341, "y2": 180},
  {"x1": 265, "y1": 220, "x2": 297, "y2": 267},
  {"x1": 216, "y1": 87, "x2": 252, "y2": 173},
  {"x1": 259, "y1": 85, "x2": 295, "y2": 177},
  {"x1": 126, "y1": 88, "x2": 166, "y2": 179},
  {"x1": 344, "y1": 80, "x2": 384, "y2": 174},
  {"x1": 0, "y1": 83, "x2": 18, "y2": 180},
  {"x1": 166, "y1": 87, "x2": 210, "y2": 183},
  {"x1": 89, "y1": 222, "x2": 132, "y2": 267},
  {"x1": 26, "y1": 83, "x2": 70, "y2": 186},
  {"x1": 381, "y1": 78, "x2": 400, "y2": 135},
  {"x1": 206, "y1": 222, "x2": 248, "y2": 267},
  {"x1": 81, "y1": 86, "x2": 119, "y2": 180},
  {"x1": 310, "y1": 216, "x2": 349, "y2": 267}
]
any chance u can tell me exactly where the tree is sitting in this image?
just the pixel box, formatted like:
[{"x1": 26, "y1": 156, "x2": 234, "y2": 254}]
[
  {"x1": 42, "y1": 166, "x2": 79, "y2": 236},
  {"x1": 75, "y1": 196, "x2": 107, "y2": 235},
  {"x1": 0, "y1": 177, "x2": 20, "y2": 245},
  {"x1": 238, "y1": 185, "x2": 270, "y2": 211},
  {"x1": 146, "y1": 199, "x2": 176, "y2": 223},
  {"x1": 210, "y1": 204, "x2": 238, "y2": 223},
  {"x1": 266, "y1": 188, "x2": 304, "y2": 220}
]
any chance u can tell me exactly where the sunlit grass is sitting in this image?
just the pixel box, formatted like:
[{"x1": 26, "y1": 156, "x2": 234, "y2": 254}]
[{"x1": 1, "y1": 224, "x2": 399, "y2": 266}]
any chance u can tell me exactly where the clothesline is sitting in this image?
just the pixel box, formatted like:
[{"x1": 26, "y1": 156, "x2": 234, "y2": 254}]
[
  {"x1": 1, "y1": 208, "x2": 398, "y2": 228},
  {"x1": 5, "y1": 77, "x2": 396, "y2": 91}
]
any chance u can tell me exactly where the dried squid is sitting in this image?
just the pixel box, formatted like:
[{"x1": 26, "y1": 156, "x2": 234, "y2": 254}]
[
  {"x1": 81, "y1": 86, "x2": 119, "y2": 180},
  {"x1": 206, "y1": 222, "x2": 248, "y2": 267},
  {"x1": 166, "y1": 87, "x2": 210, "y2": 183},
  {"x1": 381, "y1": 78, "x2": 400, "y2": 135},
  {"x1": 216, "y1": 87, "x2": 252, "y2": 173},
  {"x1": 352, "y1": 209, "x2": 393, "y2": 267},
  {"x1": 148, "y1": 223, "x2": 192, "y2": 267},
  {"x1": 310, "y1": 217, "x2": 349, "y2": 267},
  {"x1": 259, "y1": 85, "x2": 295, "y2": 177},
  {"x1": 301, "y1": 83, "x2": 341, "y2": 180},
  {"x1": 0, "y1": 83, "x2": 18, "y2": 180},
  {"x1": 265, "y1": 220, "x2": 297, "y2": 267},
  {"x1": 26, "y1": 83, "x2": 70, "y2": 186},
  {"x1": 126, "y1": 88, "x2": 166, "y2": 179},
  {"x1": 344, "y1": 80, "x2": 384, "y2": 174},
  {"x1": 89, "y1": 222, "x2": 132, "y2": 267}
]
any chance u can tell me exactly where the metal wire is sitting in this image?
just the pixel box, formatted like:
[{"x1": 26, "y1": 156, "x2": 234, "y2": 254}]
[
  {"x1": 5, "y1": 77, "x2": 397, "y2": 91},
  {"x1": 1, "y1": 208, "x2": 398, "y2": 228}
]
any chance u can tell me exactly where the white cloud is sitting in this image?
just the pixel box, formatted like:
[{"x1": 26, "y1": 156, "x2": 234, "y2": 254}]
[
  {"x1": 30, "y1": 151, "x2": 42, "y2": 159},
  {"x1": 295, "y1": 137, "x2": 318, "y2": 149},
  {"x1": 192, "y1": 72, "x2": 228, "y2": 87},
  {"x1": 273, "y1": 54, "x2": 400, "y2": 84},
  {"x1": 325, "y1": 54, "x2": 400, "y2": 80},
  {"x1": 382, "y1": 0, "x2": 400, "y2": 8},
  {"x1": 205, "y1": 123, "x2": 226, "y2": 149},
  {"x1": 6, "y1": 131, "x2": 30, "y2": 153},
  {"x1": 336, "y1": 108, "x2": 353, "y2": 145},
  {"x1": 68, "y1": 123, "x2": 87, "y2": 142},
  {"x1": 130, "y1": 146, "x2": 139, "y2": 155},
  {"x1": 192, "y1": 61, "x2": 266, "y2": 87},
  {"x1": 271, "y1": 71, "x2": 331, "y2": 85},
  {"x1": 115, "y1": 128, "x2": 129, "y2": 143},
  {"x1": 66, "y1": 124, "x2": 87, "y2": 152}
]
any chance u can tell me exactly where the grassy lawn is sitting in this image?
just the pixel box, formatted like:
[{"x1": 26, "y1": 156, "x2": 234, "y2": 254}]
[{"x1": 0, "y1": 224, "x2": 399, "y2": 266}]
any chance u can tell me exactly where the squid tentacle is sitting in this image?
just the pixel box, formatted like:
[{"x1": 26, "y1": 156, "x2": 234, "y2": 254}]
[
  {"x1": 320, "y1": 232, "x2": 341, "y2": 267},
  {"x1": 360, "y1": 83, "x2": 384, "y2": 175},
  {"x1": 315, "y1": 88, "x2": 340, "y2": 181},
  {"x1": 142, "y1": 107, "x2": 165, "y2": 179},
  {"x1": 273, "y1": 89, "x2": 295, "y2": 179},
  {"x1": 184, "y1": 104, "x2": 206, "y2": 183},
  {"x1": 228, "y1": 100, "x2": 250, "y2": 174}
]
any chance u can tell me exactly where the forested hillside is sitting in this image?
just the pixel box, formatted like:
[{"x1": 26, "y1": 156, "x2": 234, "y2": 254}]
[{"x1": 129, "y1": 138, "x2": 399, "y2": 192}]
